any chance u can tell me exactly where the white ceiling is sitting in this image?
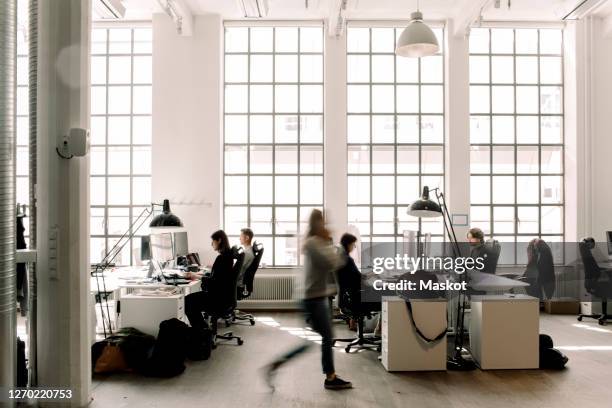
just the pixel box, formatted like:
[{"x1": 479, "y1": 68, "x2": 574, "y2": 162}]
[{"x1": 109, "y1": 0, "x2": 612, "y2": 22}]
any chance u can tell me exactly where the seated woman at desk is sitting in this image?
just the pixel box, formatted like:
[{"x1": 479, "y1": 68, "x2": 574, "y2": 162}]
[
  {"x1": 184, "y1": 230, "x2": 233, "y2": 329},
  {"x1": 336, "y1": 233, "x2": 381, "y2": 332}
]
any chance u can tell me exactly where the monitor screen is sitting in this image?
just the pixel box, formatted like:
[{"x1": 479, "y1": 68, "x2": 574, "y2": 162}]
[
  {"x1": 150, "y1": 233, "x2": 174, "y2": 262},
  {"x1": 140, "y1": 236, "x2": 151, "y2": 261},
  {"x1": 174, "y1": 231, "x2": 189, "y2": 257},
  {"x1": 607, "y1": 231, "x2": 612, "y2": 256}
]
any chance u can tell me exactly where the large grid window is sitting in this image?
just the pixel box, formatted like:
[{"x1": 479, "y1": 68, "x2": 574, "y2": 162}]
[
  {"x1": 346, "y1": 26, "x2": 445, "y2": 246},
  {"x1": 469, "y1": 28, "x2": 564, "y2": 264},
  {"x1": 90, "y1": 27, "x2": 153, "y2": 266},
  {"x1": 223, "y1": 26, "x2": 324, "y2": 267}
]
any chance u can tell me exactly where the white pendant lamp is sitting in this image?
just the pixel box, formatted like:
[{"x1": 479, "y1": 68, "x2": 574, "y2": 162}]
[{"x1": 395, "y1": 0, "x2": 439, "y2": 58}]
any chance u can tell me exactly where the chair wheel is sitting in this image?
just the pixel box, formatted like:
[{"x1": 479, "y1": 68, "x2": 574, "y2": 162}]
[
  {"x1": 577, "y1": 316, "x2": 583, "y2": 321},
  {"x1": 212, "y1": 343, "x2": 217, "y2": 350},
  {"x1": 237, "y1": 338, "x2": 244, "y2": 345},
  {"x1": 599, "y1": 319, "x2": 606, "y2": 326},
  {"x1": 250, "y1": 319, "x2": 255, "y2": 326},
  {"x1": 345, "y1": 346, "x2": 351, "y2": 353}
]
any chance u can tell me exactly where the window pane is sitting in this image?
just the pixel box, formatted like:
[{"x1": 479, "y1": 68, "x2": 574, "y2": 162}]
[
  {"x1": 397, "y1": 146, "x2": 419, "y2": 174},
  {"x1": 133, "y1": 116, "x2": 152, "y2": 145},
  {"x1": 225, "y1": 207, "x2": 248, "y2": 235},
  {"x1": 371, "y1": 28, "x2": 394, "y2": 53},
  {"x1": 397, "y1": 115, "x2": 419, "y2": 143},
  {"x1": 540, "y1": 57, "x2": 562, "y2": 84},
  {"x1": 372, "y1": 85, "x2": 394, "y2": 113},
  {"x1": 275, "y1": 115, "x2": 298, "y2": 143},
  {"x1": 372, "y1": 115, "x2": 394, "y2": 143},
  {"x1": 372, "y1": 146, "x2": 394, "y2": 173},
  {"x1": 300, "y1": 85, "x2": 323, "y2": 113},
  {"x1": 515, "y1": 57, "x2": 538, "y2": 84},
  {"x1": 492, "y1": 146, "x2": 514, "y2": 174},
  {"x1": 108, "y1": 56, "x2": 131, "y2": 84},
  {"x1": 518, "y1": 207, "x2": 539, "y2": 234},
  {"x1": 300, "y1": 55, "x2": 323, "y2": 83},
  {"x1": 470, "y1": 146, "x2": 490, "y2": 174},
  {"x1": 541, "y1": 116, "x2": 562, "y2": 144},
  {"x1": 348, "y1": 146, "x2": 370, "y2": 174},
  {"x1": 491, "y1": 86, "x2": 514, "y2": 114},
  {"x1": 397, "y1": 85, "x2": 419, "y2": 113},
  {"x1": 421, "y1": 56, "x2": 443, "y2": 83},
  {"x1": 470, "y1": 116, "x2": 490, "y2": 144},
  {"x1": 541, "y1": 206, "x2": 562, "y2": 234},
  {"x1": 225, "y1": 85, "x2": 248, "y2": 113},
  {"x1": 300, "y1": 176, "x2": 323, "y2": 204},
  {"x1": 541, "y1": 86, "x2": 562, "y2": 114},
  {"x1": 348, "y1": 85, "x2": 370, "y2": 113},
  {"x1": 372, "y1": 176, "x2": 395, "y2": 204},
  {"x1": 492, "y1": 176, "x2": 515, "y2": 203},
  {"x1": 494, "y1": 207, "x2": 515, "y2": 234},
  {"x1": 516, "y1": 146, "x2": 538, "y2": 174},
  {"x1": 516, "y1": 86, "x2": 538, "y2": 114},
  {"x1": 275, "y1": 146, "x2": 298, "y2": 174},
  {"x1": 275, "y1": 27, "x2": 298, "y2": 52},
  {"x1": 225, "y1": 27, "x2": 248, "y2": 52},
  {"x1": 225, "y1": 146, "x2": 248, "y2": 174},
  {"x1": 276, "y1": 207, "x2": 298, "y2": 235},
  {"x1": 275, "y1": 55, "x2": 298, "y2": 82},
  {"x1": 108, "y1": 146, "x2": 131, "y2": 175},
  {"x1": 251, "y1": 115, "x2": 273, "y2": 143},
  {"x1": 250, "y1": 27, "x2": 273, "y2": 52},
  {"x1": 470, "y1": 28, "x2": 489, "y2": 54},
  {"x1": 300, "y1": 146, "x2": 323, "y2": 173},
  {"x1": 491, "y1": 56, "x2": 513, "y2": 84},
  {"x1": 275, "y1": 176, "x2": 298, "y2": 204},
  {"x1": 107, "y1": 116, "x2": 130, "y2": 144},
  {"x1": 347, "y1": 115, "x2": 370, "y2": 143},
  {"x1": 250, "y1": 176, "x2": 273, "y2": 204},
  {"x1": 225, "y1": 176, "x2": 248, "y2": 204},
  {"x1": 421, "y1": 85, "x2": 443, "y2": 114},
  {"x1": 491, "y1": 29, "x2": 513, "y2": 54},
  {"x1": 469, "y1": 56, "x2": 489, "y2": 84},
  {"x1": 107, "y1": 177, "x2": 130, "y2": 205},
  {"x1": 225, "y1": 115, "x2": 248, "y2": 143},
  {"x1": 300, "y1": 115, "x2": 323, "y2": 143},
  {"x1": 250, "y1": 145, "x2": 273, "y2": 174},
  {"x1": 516, "y1": 116, "x2": 538, "y2": 144},
  {"x1": 348, "y1": 176, "x2": 370, "y2": 204},
  {"x1": 250, "y1": 55, "x2": 273, "y2": 83},
  {"x1": 492, "y1": 116, "x2": 514, "y2": 144},
  {"x1": 515, "y1": 29, "x2": 538, "y2": 54},
  {"x1": 348, "y1": 55, "x2": 370, "y2": 83},
  {"x1": 347, "y1": 27, "x2": 369, "y2": 53},
  {"x1": 251, "y1": 85, "x2": 273, "y2": 113},
  {"x1": 516, "y1": 176, "x2": 539, "y2": 204},
  {"x1": 470, "y1": 86, "x2": 490, "y2": 114},
  {"x1": 275, "y1": 85, "x2": 298, "y2": 113},
  {"x1": 541, "y1": 176, "x2": 562, "y2": 204},
  {"x1": 300, "y1": 27, "x2": 322, "y2": 52},
  {"x1": 372, "y1": 55, "x2": 394, "y2": 83},
  {"x1": 471, "y1": 176, "x2": 490, "y2": 204},
  {"x1": 396, "y1": 56, "x2": 418, "y2": 83},
  {"x1": 422, "y1": 146, "x2": 443, "y2": 174},
  {"x1": 251, "y1": 207, "x2": 272, "y2": 234}
]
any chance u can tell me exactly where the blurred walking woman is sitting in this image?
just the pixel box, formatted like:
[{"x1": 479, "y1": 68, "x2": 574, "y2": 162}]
[{"x1": 263, "y1": 209, "x2": 352, "y2": 391}]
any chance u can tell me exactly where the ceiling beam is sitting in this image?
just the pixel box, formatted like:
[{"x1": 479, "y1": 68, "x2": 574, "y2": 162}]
[
  {"x1": 156, "y1": 0, "x2": 193, "y2": 36},
  {"x1": 327, "y1": 0, "x2": 347, "y2": 38},
  {"x1": 452, "y1": 0, "x2": 491, "y2": 38}
]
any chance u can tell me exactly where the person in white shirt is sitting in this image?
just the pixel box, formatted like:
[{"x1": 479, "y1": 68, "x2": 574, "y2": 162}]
[{"x1": 237, "y1": 228, "x2": 255, "y2": 288}]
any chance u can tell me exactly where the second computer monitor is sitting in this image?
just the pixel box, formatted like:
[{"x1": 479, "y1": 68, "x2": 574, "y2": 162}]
[
  {"x1": 150, "y1": 233, "x2": 174, "y2": 263},
  {"x1": 174, "y1": 231, "x2": 189, "y2": 257}
]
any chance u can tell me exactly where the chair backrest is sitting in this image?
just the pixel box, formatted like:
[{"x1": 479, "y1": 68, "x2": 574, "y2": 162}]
[
  {"x1": 579, "y1": 238, "x2": 601, "y2": 289},
  {"x1": 241, "y1": 241, "x2": 264, "y2": 295},
  {"x1": 335, "y1": 253, "x2": 358, "y2": 314},
  {"x1": 531, "y1": 239, "x2": 556, "y2": 299},
  {"x1": 483, "y1": 239, "x2": 501, "y2": 274},
  {"x1": 221, "y1": 246, "x2": 244, "y2": 310}
]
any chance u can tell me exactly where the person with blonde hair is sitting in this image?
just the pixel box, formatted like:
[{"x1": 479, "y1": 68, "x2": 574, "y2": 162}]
[{"x1": 263, "y1": 209, "x2": 352, "y2": 391}]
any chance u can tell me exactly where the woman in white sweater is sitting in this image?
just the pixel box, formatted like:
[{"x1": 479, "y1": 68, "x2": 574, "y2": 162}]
[{"x1": 263, "y1": 209, "x2": 352, "y2": 391}]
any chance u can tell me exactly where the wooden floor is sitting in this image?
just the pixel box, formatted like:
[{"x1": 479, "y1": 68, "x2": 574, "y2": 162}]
[{"x1": 91, "y1": 312, "x2": 612, "y2": 408}]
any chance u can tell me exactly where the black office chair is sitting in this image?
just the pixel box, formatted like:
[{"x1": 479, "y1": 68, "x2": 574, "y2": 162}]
[
  {"x1": 233, "y1": 242, "x2": 264, "y2": 326},
  {"x1": 332, "y1": 257, "x2": 380, "y2": 353},
  {"x1": 204, "y1": 246, "x2": 245, "y2": 347},
  {"x1": 522, "y1": 239, "x2": 556, "y2": 300},
  {"x1": 577, "y1": 238, "x2": 612, "y2": 325}
]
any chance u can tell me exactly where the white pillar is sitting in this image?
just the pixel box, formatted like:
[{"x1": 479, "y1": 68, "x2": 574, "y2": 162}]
[
  {"x1": 444, "y1": 20, "x2": 471, "y2": 242},
  {"x1": 152, "y1": 14, "x2": 222, "y2": 263},
  {"x1": 36, "y1": 0, "x2": 91, "y2": 405},
  {"x1": 324, "y1": 27, "x2": 348, "y2": 240}
]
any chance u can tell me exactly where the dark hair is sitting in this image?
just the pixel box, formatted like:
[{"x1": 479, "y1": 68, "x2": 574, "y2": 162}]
[
  {"x1": 240, "y1": 228, "x2": 254, "y2": 241},
  {"x1": 211, "y1": 230, "x2": 230, "y2": 253},
  {"x1": 306, "y1": 209, "x2": 330, "y2": 241},
  {"x1": 340, "y1": 233, "x2": 357, "y2": 252},
  {"x1": 468, "y1": 227, "x2": 485, "y2": 244}
]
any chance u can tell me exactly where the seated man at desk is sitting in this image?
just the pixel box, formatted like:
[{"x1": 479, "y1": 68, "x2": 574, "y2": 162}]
[
  {"x1": 467, "y1": 227, "x2": 497, "y2": 274},
  {"x1": 184, "y1": 230, "x2": 234, "y2": 329},
  {"x1": 237, "y1": 228, "x2": 255, "y2": 290}
]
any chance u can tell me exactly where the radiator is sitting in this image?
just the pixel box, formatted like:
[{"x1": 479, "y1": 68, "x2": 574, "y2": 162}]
[{"x1": 238, "y1": 273, "x2": 299, "y2": 310}]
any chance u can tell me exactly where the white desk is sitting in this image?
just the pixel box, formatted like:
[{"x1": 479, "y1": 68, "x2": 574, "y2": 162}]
[
  {"x1": 381, "y1": 296, "x2": 447, "y2": 372},
  {"x1": 469, "y1": 294, "x2": 539, "y2": 370}
]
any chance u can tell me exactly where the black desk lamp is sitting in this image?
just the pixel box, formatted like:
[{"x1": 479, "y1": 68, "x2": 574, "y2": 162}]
[
  {"x1": 407, "y1": 186, "x2": 475, "y2": 371},
  {"x1": 92, "y1": 199, "x2": 182, "y2": 337}
]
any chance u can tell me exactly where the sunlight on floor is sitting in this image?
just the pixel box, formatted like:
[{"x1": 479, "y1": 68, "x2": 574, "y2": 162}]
[
  {"x1": 572, "y1": 323, "x2": 612, "y2": 334},
  {"x1": 256, "y1": 316, "x2": 322, "y2": 344},
  {"x1": 557, "y1": 345, "x2": 612, "y2": 351}
]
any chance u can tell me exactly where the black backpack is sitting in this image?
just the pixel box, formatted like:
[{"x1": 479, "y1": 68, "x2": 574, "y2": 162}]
[
  {"x1": 539, "y1": 334, "x2": 568, "y2": 369},
  {"x1": 186, "y1": 326, "x2": 212, "y2": 361},
  {"x1": 144, "y1": 318, "x2": 189, "y2": 377}
]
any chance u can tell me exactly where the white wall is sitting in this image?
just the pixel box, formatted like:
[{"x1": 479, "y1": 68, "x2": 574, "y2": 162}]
[{"x1": 152, "y1": 14, "x2": 222, "y2": 265}]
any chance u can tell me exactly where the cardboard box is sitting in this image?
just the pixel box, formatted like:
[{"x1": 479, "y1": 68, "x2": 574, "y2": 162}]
[{"x1": 544, "y1": 298, "x2": 580, "y2": 314}]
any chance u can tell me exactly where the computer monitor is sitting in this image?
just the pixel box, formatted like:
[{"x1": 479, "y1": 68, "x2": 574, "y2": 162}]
[
  {"x1": 174, "y1": 231, "x2": 189, "y2": 257},
  {"x1": 607, "y1": 231, "x2": 612, "y2": 259},
  {"x1": 150, "y1": 233, "x2": 174, "y2": 263},
  {"x1": 140, "y1": 236, "x2": 151, "y2": 262}
]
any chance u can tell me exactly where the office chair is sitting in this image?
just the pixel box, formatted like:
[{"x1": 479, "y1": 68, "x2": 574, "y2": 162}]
[
  {"x1": 233, "y1": 242, "x2": 264, "y2": 326},
  {"x1": 332, "y1": 256, "x2": 380, "y2": 353},
  {"x1": 204, "y1": 246, "x2": 245, "y2": 347},
  {"x1": 523, "y1": 239, "x2": 556, "y2": 300},
  {"x1": 483, "y1": 239, "x2": 501, "y2": 274},
  {"x1": 577, "y1": 238, "x2": 612, "y2": 325}
]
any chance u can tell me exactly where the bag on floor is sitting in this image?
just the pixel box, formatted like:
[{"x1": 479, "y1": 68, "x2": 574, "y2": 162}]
[
  {"x1": 17, "y1": 337, "x2": 27, "y2": 386},
  {"x1": 91, "y1": 327, "x2": 156, "y2": 374},
  {"x1": 144, "y1": 318, "x2": 189, "y2": 377},
  {"x1": 186, "y1": 326, "x2": 213, "y2": 361},
  {"x1": 539, "y1": 333, "x2": 568, "y2": 369},
  {"x1": 93, "y1": 342, "x2": 130, "y2": 374}
]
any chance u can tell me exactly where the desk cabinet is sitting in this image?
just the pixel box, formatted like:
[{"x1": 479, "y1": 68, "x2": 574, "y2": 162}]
[
  {"x1": 469, "y1": 294, "x2": 539, "y2": 370},
  {"x1": 120, "y1": 294, "x2": 185, "y2": 337},
  {"x1": 381, "y1": 297, "x2": 447, "y2": 372}
]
